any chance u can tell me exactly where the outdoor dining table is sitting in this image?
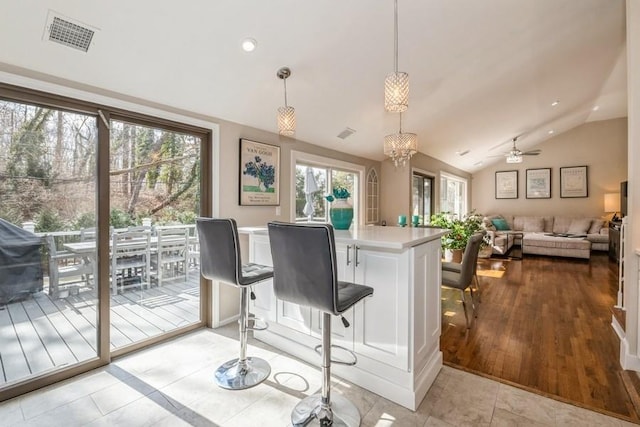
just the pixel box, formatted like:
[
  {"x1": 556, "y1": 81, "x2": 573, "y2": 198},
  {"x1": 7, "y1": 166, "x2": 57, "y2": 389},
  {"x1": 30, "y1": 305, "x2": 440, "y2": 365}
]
[{"x1": 63, "y1": 235, "x2": 190, "y2": 294}]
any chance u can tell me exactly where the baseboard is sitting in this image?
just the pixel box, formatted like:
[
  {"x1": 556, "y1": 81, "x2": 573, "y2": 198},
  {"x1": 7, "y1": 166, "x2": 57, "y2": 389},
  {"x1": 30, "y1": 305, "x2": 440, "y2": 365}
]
[
  {"x1": 620, "y1": 338, "x2": 640, "y2": 372},
  {"x1": 619, "y1": 370, "x2": 640, "y2": 421}
]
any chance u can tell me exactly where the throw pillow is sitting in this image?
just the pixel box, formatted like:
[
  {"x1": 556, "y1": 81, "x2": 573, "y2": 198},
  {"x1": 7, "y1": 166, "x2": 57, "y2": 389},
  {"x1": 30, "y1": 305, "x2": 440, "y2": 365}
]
[
  {"x1": 567, "y1": 218, "x2": 592, "y2": 234},
  {"x1": 522, "y1": 217, "x2": 544, "y2": 232},
  {"x1": 482, "y1": 217, "x2": 496, "y2": 231},
  {"x1": 588, "y1": 219, "x2": 604, "y2": 234},
  {"x1": 491, "y1": 218, "x2": 510, "y2": 231}
]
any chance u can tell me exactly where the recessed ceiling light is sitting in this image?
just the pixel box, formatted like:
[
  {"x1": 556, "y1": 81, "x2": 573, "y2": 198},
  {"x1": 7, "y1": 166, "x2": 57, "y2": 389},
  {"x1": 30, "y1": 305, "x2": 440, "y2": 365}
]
[
  {"x1": 473, "y1": 161, "x2": 483, "y2": 166},
  {"x1": 551, "y1": 100, "x2": 560, "y2": 107},
  {"x1": 548, "y1": 130, "x2": 554, "y2": 135},
  {"x1": 592, "y1": 105, "x2": 600, "y2": 111},
  {"x1": 456, "y1": 149, "x2": 470, "y2": 156},
  {"x1": 241, "y1": 38, "x2": 257, "y2": 52}
]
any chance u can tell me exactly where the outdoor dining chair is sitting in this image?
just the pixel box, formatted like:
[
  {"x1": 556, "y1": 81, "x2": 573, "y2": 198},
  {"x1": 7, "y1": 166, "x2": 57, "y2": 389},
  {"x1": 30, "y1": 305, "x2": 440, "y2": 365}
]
[
  {"x1": 151, "y1": 226, "x2": 190, "y2": 287},
  {"x1": 111, "y1": 229, "x2": 152, "y2": 295},
  {"x1": 46, "y1": 235, "x2": 93, "y2": 298}
]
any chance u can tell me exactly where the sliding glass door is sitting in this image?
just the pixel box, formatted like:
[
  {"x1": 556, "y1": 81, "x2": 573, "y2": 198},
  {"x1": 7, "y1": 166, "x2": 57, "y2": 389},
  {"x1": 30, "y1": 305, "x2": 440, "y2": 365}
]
[
  {"x1": 0, "y1": 84, "x2": 210, "y2": 401},
  {"x1": 108, "y1": 118, "x2": 202, "y2": 351},
  {"x1": 0, "y1": 98, "x2": 99, "y2": 386}
]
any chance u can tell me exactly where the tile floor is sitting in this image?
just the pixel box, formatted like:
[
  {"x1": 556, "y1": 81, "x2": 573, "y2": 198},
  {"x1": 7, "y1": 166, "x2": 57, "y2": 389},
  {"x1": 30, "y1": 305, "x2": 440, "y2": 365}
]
[{"x1": 0, "y1": 325, "x2": 636, "y2": 426}]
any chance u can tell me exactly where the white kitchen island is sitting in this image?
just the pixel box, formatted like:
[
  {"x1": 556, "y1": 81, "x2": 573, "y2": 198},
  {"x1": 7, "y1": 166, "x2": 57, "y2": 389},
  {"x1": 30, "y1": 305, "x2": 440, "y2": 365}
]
[{"x1": 240, "y1": 225, "x2": 448, "y2": 410}]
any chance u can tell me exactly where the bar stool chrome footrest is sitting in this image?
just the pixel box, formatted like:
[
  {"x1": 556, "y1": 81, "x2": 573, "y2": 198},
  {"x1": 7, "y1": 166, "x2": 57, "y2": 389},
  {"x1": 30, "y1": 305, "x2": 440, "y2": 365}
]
[
  {"x1": 314, "y1": 344, "x2": 357, "y2": 366},
  {"x1": 247, "y1": 315, "x2": 269, "y2": 331},
  {"x1": 291, "y1": 394, "x2": 360, "y2": 427},
  {"x1": 214, "y1": 357, "x2": 271, "y2": 390}
]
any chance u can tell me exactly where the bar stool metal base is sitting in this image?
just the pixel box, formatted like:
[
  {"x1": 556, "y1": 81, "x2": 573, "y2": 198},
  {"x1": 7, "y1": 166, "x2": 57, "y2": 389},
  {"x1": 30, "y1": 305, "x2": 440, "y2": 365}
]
[
  {"x1": 214, "y1": 357, "x2": 271, "y2": 390},
  {"x1": 291, "y1": 394, "x2": 360, "y2": 427}
]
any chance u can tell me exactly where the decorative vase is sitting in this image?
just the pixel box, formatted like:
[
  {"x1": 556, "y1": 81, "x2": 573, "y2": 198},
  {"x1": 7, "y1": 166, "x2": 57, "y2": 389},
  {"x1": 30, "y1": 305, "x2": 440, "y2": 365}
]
[{"x1": 330, "y1": 198, "x2": 353, "y2": 230}]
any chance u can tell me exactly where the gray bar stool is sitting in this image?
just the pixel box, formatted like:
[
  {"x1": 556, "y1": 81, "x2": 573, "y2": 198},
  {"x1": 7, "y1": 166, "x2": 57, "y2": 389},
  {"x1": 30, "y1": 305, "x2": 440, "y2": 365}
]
[
  {"x1": 196, "y1": 217, "x2": 272, "y2": 389},
  {"x1": 268, "y1": 222, "x2": 374, "y2": 427}
]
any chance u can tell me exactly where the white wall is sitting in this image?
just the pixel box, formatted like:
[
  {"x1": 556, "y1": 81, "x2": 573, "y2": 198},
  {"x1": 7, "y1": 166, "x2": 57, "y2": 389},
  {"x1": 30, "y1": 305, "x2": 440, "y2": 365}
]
[
  {"x1": 471, "y1": 118, "x2": 627, "y2": 217},
  {"x1": 215, "y1": 120, "x2": 380, "y2": 224},
  {"x1": 380, "y1": 153, "x2": 472, "y2": 225},
  {"x1": 623, "y1": 0, "x2": 640, "y2": 370}
]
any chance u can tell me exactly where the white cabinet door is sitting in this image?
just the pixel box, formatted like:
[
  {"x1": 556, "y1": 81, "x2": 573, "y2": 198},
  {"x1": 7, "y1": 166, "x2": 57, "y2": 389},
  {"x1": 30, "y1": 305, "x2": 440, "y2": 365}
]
[
  {"x1": 250, "y1": 235, "x2": 312, "y2": 335},
  {"x1": 353, "y1": 247, "x2": 409, "y2": 370},
  {"x1": 412, "y1": 239, "x2": 442, "y2": 374},
  {"x1": 249, "y1": 235, "x2": 277, "y2": 323},
  {"x1": 335, "y1": 243, "x2": 355, "y2": 282}
]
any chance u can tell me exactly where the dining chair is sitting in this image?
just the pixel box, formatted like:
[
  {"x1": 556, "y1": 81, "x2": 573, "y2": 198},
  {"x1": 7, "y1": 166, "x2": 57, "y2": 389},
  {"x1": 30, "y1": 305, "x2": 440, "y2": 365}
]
[
  {"x1": 441, "y1": 231, "x2": 484, "y2": 328},
  {"x1": 111, "y1": 229, "x2": 152, "y2": 295},
  {"x1": 442, "y1": 230, "x2": 486, "y2": 299},
  {"x1": 151, "y1": 226, "x2": 189, "y2": 287}
]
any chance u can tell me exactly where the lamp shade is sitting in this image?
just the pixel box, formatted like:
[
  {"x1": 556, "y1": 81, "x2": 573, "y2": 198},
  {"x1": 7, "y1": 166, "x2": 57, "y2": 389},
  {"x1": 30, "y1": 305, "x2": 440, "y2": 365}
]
[
  {"x1": 384, "y1": 72, "x2": 409, "y2": 112},
  {"x1": 384, "y1": 131, "x2": 417, "y2": 167},
  {"x1": 277, "y1": 106, "x2": 295, "y2": 136},
  {"x1": 604, "y1": 193, "x2": 620, "y2": 213}
]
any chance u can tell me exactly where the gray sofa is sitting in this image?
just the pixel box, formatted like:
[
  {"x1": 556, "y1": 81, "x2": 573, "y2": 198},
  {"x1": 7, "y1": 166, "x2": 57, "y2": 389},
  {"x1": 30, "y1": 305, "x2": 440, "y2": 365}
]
[{"x1": 483, "y1": 215, "x2": 609, "y2": 259}]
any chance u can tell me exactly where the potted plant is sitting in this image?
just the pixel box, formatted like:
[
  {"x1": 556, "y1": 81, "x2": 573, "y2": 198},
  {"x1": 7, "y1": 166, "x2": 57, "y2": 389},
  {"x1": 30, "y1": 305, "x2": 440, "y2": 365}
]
[
  {"x1": 325, "y1": 186, "x2": 353, "y2": 230},
  {"x1": 430, "y1": 210, "x2": 485, "y2": 262}
]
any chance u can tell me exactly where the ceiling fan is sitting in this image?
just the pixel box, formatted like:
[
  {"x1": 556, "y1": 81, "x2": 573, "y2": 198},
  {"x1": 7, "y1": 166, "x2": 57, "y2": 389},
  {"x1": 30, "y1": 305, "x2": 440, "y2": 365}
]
[{"x1": 501, "y1": 136, "x2": 541, "y2": 163}]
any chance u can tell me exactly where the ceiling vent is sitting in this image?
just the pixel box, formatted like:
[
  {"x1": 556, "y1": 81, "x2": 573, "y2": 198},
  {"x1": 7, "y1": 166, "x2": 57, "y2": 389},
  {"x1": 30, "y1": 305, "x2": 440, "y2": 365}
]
[
  {"x1": 44, "y1": 11, "x2": 96, "y2": 52},
  {"x1": 337, "y1": 128, "x2": 356, "y2": 140}
]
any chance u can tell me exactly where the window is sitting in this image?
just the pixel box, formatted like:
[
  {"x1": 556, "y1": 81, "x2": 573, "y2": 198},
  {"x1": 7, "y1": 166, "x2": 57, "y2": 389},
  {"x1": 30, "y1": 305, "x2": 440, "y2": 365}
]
[
  {"x1": 292, "y1": 151, "x2": 364, "y2": 226},
  {"x1": 440, "y1": 172, "x2": 467, "y2": 219},
  {"x1": 412, "y1": 172, "x2": 434, "y2": 224},
  {"x1": 366, "y1": 168, "x2": 379, "y2": 224}
]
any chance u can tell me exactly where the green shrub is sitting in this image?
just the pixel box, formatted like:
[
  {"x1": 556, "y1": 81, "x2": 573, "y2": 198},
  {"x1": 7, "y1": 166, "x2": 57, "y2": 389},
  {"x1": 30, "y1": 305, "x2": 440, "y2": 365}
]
[
  {"x1": 35, "y1": 209, "x2": 65, "y2": 232},
  {"x1": 109, "y1": 208, "x2": 134, "y2": 229}
]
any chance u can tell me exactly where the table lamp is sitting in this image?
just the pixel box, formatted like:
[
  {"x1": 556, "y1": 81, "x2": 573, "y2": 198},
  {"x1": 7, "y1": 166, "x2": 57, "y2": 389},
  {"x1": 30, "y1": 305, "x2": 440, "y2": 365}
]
[{"x1": 604, "y1": 192, "x2": 620, "y2": 221}]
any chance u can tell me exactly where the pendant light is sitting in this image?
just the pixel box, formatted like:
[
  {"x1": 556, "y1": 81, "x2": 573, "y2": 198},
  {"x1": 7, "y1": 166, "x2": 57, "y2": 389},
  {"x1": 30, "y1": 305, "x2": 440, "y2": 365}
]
[
  {"x1": 384, "y1": 112, "x2": 417, "y2": 167},
  {"x1": 384, "y1": 0, "x2": 409, "y2": 112},
  {"x1": 276, "y1": 67, "x2": 295, "y2": 136}
]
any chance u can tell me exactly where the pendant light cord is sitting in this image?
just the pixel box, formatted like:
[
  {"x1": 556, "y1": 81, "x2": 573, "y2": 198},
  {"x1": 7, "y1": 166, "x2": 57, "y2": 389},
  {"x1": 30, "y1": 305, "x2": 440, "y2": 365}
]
[
  {"x1": 283, "y1": 78, "x2": 288, "y2": 107},
  {"x1": 394, "y1": 0, "x2": 399, "y2": 73}
]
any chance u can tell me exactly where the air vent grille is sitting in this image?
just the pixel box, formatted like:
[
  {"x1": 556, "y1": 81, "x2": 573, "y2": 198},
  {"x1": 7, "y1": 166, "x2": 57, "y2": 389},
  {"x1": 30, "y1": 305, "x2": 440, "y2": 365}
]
[
  {"x1": 47, "y1": 16, "x2": 94, "y2": 52},
  {"x1": 337, "y1": 128, "x2": 356, "y2": 140}
]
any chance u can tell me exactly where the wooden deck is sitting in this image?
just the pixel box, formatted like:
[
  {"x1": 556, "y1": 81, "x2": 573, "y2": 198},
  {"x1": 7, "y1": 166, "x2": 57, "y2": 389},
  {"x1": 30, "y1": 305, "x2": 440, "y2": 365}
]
[{"x1": 0, "y1": 270, "x2": 201, "y2": 386}]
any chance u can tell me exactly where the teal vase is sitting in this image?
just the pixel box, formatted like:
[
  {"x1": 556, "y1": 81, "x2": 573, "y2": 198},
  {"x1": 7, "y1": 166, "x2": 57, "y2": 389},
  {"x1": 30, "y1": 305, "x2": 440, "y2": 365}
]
[{"x1": 330, "y1": 198, "x2": 353, "y2": 230}]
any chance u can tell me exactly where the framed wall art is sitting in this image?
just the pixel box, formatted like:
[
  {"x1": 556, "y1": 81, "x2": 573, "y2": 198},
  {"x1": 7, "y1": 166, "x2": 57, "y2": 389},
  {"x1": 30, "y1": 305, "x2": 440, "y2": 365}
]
[
  {"x1": 495, "y1": 170, "x2": 518, "y2": 199},
  {"x1": 526, "y1": 168, "x2": 551, "y2": 199},
  {"x1": 560, "y1": 165, "x2": 588, "y2": 198},
  {"x1": 239, "y1": 138, "x2": 280, "y2": 206}
]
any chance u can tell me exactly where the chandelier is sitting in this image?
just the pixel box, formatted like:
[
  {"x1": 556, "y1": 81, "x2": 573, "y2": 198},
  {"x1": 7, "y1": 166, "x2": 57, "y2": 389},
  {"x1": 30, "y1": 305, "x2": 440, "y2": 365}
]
[
  {"x1": 276, "y1": 67, "x2": 295, "y2": 136},
  {"x1": 384, "y1": 0, "x2": 417, "y2": 167},
  {"x1": 384, "y1": 113, "x2": 417, "y2": 167},
  {"x1": 384, "y1": 0, "x2": 408, "y2": 112}
]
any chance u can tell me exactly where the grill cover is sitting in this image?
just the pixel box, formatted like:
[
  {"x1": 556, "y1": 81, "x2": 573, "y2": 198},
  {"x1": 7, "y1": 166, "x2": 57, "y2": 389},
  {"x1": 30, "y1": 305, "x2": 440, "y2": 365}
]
[{"x1": 0, "y1": 218, "x2": 44, "y2": 303}]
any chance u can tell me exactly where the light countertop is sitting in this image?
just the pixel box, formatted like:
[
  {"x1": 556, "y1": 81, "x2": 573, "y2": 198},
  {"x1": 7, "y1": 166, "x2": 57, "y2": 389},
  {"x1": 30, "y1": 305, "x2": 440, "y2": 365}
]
[{"x1": 239, "y1": 224, "x2": 448, "y2": 250}]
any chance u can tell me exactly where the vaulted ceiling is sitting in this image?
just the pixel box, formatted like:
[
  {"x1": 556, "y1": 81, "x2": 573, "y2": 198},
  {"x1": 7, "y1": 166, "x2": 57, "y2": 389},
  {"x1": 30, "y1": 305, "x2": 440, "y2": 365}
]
[{"x1": 0, "y1": 0, "x2": 627, "y2": 172}]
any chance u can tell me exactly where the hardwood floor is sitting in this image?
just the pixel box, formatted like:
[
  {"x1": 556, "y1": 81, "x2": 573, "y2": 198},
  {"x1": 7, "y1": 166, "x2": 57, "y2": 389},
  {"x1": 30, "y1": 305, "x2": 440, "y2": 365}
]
[{"x1": 440, "y1": 251, "x2": 639, "y2": 422}]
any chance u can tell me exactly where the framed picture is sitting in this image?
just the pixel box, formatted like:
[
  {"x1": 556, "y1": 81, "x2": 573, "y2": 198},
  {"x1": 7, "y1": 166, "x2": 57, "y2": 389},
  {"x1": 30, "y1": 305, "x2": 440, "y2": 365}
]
[
  {"x1": 495, "y1": 170, "x2": 518, "y2": 199},
  {"x1": 560, "y1": 166, "x2": 588, "y2": 198},
  {"x1": 239, "y1": 138, "x2": 280, "y2": 206},
  {"x1": 526, "y1": 168, "x2": 551, "y2": 199}
]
